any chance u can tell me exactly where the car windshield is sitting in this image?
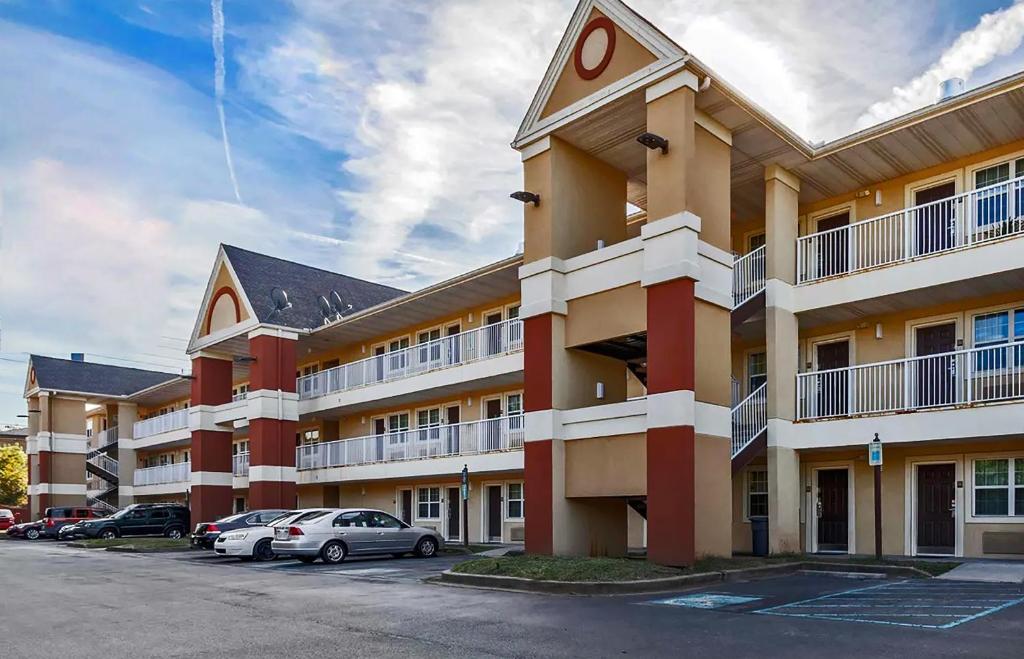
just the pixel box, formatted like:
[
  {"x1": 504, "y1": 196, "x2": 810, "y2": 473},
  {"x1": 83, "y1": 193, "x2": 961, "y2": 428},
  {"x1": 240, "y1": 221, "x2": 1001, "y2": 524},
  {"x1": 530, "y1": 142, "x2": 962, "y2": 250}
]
[
  {"x1": 0, "y1": 509, "x2": 12, "y2": 517},
  {"x1": 292, "y1": 510, "x2": 331, "y2": 525},
  {"x1": 109, "y1": 508, "x2": 135, "y2": 519},
  {"x1": 214, "y1": 513, "x2": 248, "y2": 524}
]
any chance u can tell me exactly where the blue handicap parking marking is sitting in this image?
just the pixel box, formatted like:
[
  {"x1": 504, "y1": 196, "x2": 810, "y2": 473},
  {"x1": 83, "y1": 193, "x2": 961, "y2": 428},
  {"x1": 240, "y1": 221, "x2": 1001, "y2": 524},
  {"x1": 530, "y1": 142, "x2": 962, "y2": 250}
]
[
  {"x1": 754, "y1": 579, "x2": 1024, "y2": 629},
  {"x1": 651, "y1": 593, "x2": 763, "y2": 609}
]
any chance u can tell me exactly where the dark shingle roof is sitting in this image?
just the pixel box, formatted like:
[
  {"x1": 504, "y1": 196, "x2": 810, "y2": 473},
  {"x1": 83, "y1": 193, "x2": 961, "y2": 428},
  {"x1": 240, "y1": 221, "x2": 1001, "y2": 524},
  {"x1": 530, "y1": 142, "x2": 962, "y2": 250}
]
[
  {"x1": 29, "y1": 355, "x2": 180, "y2": 397},
  {"x1": 223, "y1": 245, "x2": 408, "y2": 331}
]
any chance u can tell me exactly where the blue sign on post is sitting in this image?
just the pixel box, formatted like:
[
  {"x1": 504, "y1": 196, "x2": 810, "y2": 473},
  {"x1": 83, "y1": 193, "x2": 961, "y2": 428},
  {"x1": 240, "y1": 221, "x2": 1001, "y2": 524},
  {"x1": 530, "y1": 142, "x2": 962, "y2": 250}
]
[{"x1": 868, "y1": 435, "x2": 883, "y2": 466}]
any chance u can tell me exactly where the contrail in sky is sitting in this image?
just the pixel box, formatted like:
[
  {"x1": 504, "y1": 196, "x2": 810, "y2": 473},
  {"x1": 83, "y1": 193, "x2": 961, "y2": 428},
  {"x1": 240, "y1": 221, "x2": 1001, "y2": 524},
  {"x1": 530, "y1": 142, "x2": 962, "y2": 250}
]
[{"x1": 212, "y1": 0, "x2": 243, "y2": 204}]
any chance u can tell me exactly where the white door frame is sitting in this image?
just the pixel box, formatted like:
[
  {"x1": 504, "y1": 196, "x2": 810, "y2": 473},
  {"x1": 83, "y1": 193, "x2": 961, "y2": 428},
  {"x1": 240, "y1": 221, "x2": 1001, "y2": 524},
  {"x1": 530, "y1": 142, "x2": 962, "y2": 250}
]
[
  {"x1": 442, "y1": 484, "x2": 461, "y2": 542},
  {"x1": 904, "y1": 456, "x2": 964, "y2": 557},
  {"x1": 480, "y1": 481, "x2": 504, "y2": 543},
  {"x1": 805, "y1": 462, "x2": 856, "y2": 555},
  {"x1": 395, "y1": 487, "x2": 413, "y2": 525}
]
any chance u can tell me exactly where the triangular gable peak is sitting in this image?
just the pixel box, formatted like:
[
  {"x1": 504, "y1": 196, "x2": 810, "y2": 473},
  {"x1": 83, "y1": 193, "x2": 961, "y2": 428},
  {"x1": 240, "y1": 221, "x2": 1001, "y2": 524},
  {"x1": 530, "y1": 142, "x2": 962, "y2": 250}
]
[
  {"x1": 513, "y1": 0, "x2": 687, "y2": 149},
  {"x1": 24, "y1": 356, "x2": 39, "y2": 397},
  {"x1": 187, "y1": 246, "x2": 258, "y2": 353}
]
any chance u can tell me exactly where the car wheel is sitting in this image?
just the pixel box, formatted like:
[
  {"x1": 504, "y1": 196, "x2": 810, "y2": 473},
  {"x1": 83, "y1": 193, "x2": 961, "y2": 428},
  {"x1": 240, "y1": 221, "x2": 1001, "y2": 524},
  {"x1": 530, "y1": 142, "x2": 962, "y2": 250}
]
[
  {"x1": 165, "y1": 527, "x2": 184, "y2": 540},
  {"x1": 320, "y1": 541, "x2": 347, "y2": 565},
  {"x1": 298, "y1": 556, "x2": 318, "y2": 564},
  {"x1": 253, "y1": 539, "x2": 275, "y2": 562},
  {"x1": 415, "y1": 536, "x2": 438, "y2": 558},
  {"x1": 25, "y1": 528, "x2": 40, "y2": 540},
  {"x1": 99, "y1": 528, "x2": 118, "y2": 540}
]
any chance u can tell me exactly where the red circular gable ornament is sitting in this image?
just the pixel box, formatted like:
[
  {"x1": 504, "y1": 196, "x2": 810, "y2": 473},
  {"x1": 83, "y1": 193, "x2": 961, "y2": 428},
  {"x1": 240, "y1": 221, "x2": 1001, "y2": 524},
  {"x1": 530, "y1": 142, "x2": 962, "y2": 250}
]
[{"x1": 573, "y1": 16, "x2": 616, "y2": 81}]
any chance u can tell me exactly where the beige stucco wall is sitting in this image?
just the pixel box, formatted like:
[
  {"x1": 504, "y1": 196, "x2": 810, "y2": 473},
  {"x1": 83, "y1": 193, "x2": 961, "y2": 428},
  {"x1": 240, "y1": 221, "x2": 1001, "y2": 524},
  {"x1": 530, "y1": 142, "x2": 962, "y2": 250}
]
[
  {"x1": 564, "y1": 433, "x2": 646, "y2": 498},
  {"x1": 565, "y1": 283, "x2": 645, "y2": 348},
  {"x1": 695, "y1": 300, "x2": 732, "y2": 408},
  {"x1": 694, "y1": 433, "x2": 732, "y2": 557}
]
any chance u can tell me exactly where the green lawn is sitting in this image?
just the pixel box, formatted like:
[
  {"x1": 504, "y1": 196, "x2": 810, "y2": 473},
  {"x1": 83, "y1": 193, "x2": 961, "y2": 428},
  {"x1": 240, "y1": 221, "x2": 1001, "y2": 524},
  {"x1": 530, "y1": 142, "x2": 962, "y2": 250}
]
[
  {"x1": 452, "y1": 553, "x2": 961, "y2": 582},
  {"x1": 70, "y1": 537, "x2": 191, "y2": 552}
]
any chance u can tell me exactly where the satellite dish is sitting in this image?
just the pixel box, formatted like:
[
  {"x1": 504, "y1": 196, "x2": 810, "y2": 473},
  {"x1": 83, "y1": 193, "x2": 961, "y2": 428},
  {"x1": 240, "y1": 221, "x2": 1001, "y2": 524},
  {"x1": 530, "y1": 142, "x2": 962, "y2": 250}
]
[
  {"x1": 269, "y1": 288, "x2": 292, "y2": 316},
  {"x1": 330, "y1": 291, "x2": 353, "y2": 316},
  {"x1": 317, "y1": 295, "x2": 334, "y2": 324}
]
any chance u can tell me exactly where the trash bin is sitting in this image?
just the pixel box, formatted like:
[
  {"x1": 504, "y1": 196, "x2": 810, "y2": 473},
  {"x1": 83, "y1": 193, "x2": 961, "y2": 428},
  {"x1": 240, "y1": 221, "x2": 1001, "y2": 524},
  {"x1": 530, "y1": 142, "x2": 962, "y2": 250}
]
[{"x1": 750, "y1": 516, "x2": 769, "y2": 556}]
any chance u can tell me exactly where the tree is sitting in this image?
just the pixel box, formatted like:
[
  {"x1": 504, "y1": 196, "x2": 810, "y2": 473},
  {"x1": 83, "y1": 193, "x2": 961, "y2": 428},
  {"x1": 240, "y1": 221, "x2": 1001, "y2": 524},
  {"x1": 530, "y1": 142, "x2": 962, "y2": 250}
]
[{"x1": 0, "y1": 444, "x2": 28, "y2": 506}]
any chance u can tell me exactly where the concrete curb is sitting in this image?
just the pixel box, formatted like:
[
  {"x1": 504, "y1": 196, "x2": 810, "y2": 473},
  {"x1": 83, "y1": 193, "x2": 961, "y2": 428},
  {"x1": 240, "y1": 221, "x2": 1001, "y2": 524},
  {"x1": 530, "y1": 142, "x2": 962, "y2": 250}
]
[
  {"x1": 439, "y1": 561, "x2": 932, "y2": 596},
  {"x1": 106, "y1": 545, "x2": 192, "y2": 554}
]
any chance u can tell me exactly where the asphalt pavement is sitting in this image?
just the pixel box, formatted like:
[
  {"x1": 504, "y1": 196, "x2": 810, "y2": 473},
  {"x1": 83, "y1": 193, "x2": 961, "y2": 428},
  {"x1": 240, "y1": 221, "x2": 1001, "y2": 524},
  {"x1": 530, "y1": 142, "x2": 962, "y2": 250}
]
[{"x1": 3, "y1": 539, "x2": 1024, "y2": 658}]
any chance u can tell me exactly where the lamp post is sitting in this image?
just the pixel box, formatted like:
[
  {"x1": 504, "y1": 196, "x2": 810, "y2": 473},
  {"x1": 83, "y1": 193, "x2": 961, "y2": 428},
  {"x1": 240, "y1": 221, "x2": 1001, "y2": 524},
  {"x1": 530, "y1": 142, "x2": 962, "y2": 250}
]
[
  {"x1": 868, "y1": 433, "x2": 883, "y2": 560},
  {"x1": 461, "y1": 464, "x2": 469, "y2": 548}
]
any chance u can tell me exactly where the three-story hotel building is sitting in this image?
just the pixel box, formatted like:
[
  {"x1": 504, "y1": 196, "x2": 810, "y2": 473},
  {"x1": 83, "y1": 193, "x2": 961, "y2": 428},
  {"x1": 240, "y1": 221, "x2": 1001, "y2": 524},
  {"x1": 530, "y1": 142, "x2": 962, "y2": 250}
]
[{"x1": 24, "y1": 0, "x2": 1024, "y2": 562}]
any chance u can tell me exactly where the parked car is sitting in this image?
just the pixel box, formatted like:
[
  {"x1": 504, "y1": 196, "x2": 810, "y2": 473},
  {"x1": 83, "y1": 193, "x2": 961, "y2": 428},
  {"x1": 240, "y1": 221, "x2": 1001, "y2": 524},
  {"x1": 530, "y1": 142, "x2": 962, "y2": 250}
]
[
  {"x1": 63, "y1": 503, "x2": 190, "y2": 540},
  {"x1": 192, "y1": 509, "x2": 289, "y2": 549},
  {"x1": 40, "y1": 507, "x2": 106, "y2": 539},
  {"x1": 215, "y1": 510, "x2": 319, "y2": 561},
  {"x1": 271, "y1": 508, "x2": 442, "y2": 564},
  {"x1": 0, "y1": 509, "x2": 16, "y2": 531},
  {"x1": 8, "y1": 520, "x2": 46, "y2": 540}
]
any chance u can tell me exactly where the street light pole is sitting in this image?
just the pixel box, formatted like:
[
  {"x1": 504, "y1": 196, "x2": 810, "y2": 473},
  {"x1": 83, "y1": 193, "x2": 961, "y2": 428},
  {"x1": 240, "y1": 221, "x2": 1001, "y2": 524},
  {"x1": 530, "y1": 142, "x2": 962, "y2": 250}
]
[
  {"x1": 461, "y1": 464, "x2": 469, "y2": 548},
  {"x1": 869, "y1": 433, "x2": 883, "y2": 560}
]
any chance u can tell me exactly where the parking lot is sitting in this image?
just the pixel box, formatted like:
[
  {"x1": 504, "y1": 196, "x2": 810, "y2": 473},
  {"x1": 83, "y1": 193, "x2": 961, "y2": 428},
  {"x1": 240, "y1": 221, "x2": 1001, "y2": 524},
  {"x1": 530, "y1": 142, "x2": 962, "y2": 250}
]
[{"x1": 3, "y1": 540, "x2": 1024, "y2": 658}]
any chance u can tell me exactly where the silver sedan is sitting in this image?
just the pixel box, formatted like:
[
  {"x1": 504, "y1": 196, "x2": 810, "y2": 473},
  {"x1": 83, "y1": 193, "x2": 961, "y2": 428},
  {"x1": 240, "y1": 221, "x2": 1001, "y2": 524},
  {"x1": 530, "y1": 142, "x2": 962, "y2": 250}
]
[{"x1": 271, "y1": 508, "x2": 443, "y2": 564}]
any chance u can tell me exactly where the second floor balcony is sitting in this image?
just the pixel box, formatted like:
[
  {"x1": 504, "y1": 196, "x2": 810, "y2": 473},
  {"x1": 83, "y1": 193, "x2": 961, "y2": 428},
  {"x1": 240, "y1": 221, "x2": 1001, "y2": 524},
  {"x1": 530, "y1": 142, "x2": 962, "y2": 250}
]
[
  {"x1": 133, "y1": 408, "x2": 189, "y2": 440},
  {"x1": 297, "y1": 318, "x2": 523, "y2": 401},
  {"x1": 232, "y1": 452, "x2": 249, "y2": 477},
  {"x1": 133, "y1": 461, "x2": 190, "y2": 486},
  {"x1": 796, "y1": 343, "x2": 1024, "y2": 421},
  {"x1": 797, "y1": 175, "x2": 1024, "y2": 284},
  {"x1": 296, "y1": 415, "x2": 524, "y2": 471}
]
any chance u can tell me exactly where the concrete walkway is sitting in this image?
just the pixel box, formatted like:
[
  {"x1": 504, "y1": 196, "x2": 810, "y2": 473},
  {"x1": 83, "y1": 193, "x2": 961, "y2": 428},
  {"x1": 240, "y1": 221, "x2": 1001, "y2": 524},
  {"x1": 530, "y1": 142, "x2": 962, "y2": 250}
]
[{"x1": 938, "y1": 561, "x2": 1024, "y2": 584}]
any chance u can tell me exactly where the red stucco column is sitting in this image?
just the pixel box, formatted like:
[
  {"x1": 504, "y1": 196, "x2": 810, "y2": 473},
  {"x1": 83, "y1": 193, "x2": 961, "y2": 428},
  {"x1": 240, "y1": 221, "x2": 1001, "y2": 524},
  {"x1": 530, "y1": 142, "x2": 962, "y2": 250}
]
[
  {"x1": 523, "y1": 313, "x2": 554, "y2": 555},
  {"x1": 189, "y1": 355, "x2": 234, "y2": 525},
  {"x1": 247, "y1": 331, "x2": 298, "y2": 510}
]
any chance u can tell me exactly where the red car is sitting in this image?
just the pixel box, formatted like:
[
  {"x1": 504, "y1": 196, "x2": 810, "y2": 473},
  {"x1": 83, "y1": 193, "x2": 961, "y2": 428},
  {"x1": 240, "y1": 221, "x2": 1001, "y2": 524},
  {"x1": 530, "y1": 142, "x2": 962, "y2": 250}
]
[
  {"x1": 0, "y1": 509, "x2": 16, "y2": 531},
  {"x1": 40, "y1": 507, "x2": 106, "y2": 539}
]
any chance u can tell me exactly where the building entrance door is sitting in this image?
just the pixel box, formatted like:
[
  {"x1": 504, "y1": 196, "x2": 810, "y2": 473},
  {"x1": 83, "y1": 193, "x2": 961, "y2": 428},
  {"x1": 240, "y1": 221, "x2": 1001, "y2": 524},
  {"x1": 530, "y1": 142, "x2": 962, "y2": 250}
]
[
  {"x1": 915, "y1": 323, "x2": 957, "y2": 407},
  {"x1": 917, "y1": 463, "x2": 956, "y2": 555},
  {"x1": 816, "y1": 468, "x2": 849, "y2": 553}
]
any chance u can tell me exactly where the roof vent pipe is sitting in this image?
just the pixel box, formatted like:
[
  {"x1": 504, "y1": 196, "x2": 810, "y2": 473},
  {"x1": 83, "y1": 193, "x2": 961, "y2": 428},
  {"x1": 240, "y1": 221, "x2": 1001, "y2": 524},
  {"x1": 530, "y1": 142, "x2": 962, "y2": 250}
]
[{"x1": 938, "y1": 78, "x2": 965, "y2": 102}]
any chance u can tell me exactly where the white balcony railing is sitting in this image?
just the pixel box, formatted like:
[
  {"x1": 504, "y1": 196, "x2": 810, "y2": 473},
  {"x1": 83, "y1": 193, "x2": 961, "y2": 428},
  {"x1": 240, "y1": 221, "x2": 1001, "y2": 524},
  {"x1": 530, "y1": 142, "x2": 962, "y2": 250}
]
[
  {"x1": 95, "y1": 427, "x2": 119, "y2": 449},
  {"x1": 731, "y1": 383, "x2": 767, "y2": 456},
  {"x1": 797, "y1": 343, "x2": 1024, "y2": 420},
  {"x1": 133, "y1": 408, "x2": 189, "y2": 439},
  {"x1": 296, "y1": 415, "x2": 525, "y2": 470},
  {"x1": 797, "y1": 175, "x2": 1024, "y2": 284},
  {"x1": 233, "y1": 452, "x2": 250, "y2": 477},
  {"x1": 733, "y1": 245, "x2": 765, "y2": 308},
  {"x1": 87, "y1": 453, "x2": 119, "y2": 476},
  {"x1": 298, "y1": 318, "x2": 524, "y2": 400},
  {"x1": 133, "y1": 461, "x2": 190, "y2": 486}
]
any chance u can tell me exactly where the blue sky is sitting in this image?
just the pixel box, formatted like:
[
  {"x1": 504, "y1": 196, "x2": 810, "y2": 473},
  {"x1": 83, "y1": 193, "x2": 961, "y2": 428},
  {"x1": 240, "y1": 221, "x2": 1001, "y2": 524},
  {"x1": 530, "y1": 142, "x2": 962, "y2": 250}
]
[{"x1": 1, "y1": 0, "x2": 1023, "y2": 424}]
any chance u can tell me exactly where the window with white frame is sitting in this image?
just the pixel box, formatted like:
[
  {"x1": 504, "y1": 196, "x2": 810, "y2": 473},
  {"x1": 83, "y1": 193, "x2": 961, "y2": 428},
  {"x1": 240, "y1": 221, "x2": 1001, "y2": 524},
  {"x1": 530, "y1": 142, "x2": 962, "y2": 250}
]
[
  {"x1": 972, "y1": 308, "x2": 1024, "y2": 369},
  {"x1": 747, "y1": 352, "x2": 767, "y2": 394},
  {"x1": 747, "y1": 469, "x2": 768, "y2": 518},
  {"x1": 298, "y1": 429, "x2": 320, "y2": 447},
  {"x1": 417, "y1": 487, "x2": 441, "y2": 519},
  {"x1": 388, "y1": 413, "x2": 409, "y2": 444},
  {"x1": 416, "y1": 408, "x2": 441, "y2": 441},
  {"x1": 506, "y1": 482, "x2": 524, "y2": 519},
  {"x1": 973, "y1": 158, "x2": 1024, "y2": 227},
  {"x1": 973, "y1": 458, "x2": 1024, "y2": 517}
]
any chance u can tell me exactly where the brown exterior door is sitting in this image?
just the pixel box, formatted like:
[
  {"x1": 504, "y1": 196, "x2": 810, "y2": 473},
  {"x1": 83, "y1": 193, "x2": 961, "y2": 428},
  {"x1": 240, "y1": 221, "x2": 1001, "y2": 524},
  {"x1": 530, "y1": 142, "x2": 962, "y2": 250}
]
[
  {"x1": 487, "y1": 485, "x2": 503, "y2": 542},
  {"x1": 445, "y1": 405, "x2": 461, "y2": 454},
  {"x1": 484, "y1": 399, "x2": 503, "y2": 450},
  {"x1": 915, "y1": 323, "x2": 957, "y2": 407},
  {"x1": 816, "y1": 340, "x2": 850, "y2": 416},
  {"x1": 914, "y1": 182, "x2": 957, "y2": 255},
  {"x1": 816, "y1": 469, "x2": 849, "y2": 552},
  {"x1": 446, "y1": 487, "x2": 461, "y2": 541},
  {"x1": 399, "y1": 489, "x2": 413, "y2": 526},
  {"x1": 816, "y1": 212, "x2": 850, "y2": 277},
  {"x1": 917, "y1": 464, "x2": 955, "y2": 555},
  {"x1": 484, "y1": 312, "x2": 503, "y2": 355},
  {"x1": 373, "y1": 417, "x2": 386, "y2": 460}
]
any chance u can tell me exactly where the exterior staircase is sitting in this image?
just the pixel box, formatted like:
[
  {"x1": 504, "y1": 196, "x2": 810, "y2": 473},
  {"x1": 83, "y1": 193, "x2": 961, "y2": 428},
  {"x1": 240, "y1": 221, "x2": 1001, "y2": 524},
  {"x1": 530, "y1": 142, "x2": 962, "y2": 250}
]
[
  {"x1": 86, "y1": 447, "x2": 119, "y2": 510},
  {"x1": 730, "y1": 382, "x2": 767, "y2": 473},
  {"x1": 732, "y1": 246, "x2": 765, "y2": 328}
]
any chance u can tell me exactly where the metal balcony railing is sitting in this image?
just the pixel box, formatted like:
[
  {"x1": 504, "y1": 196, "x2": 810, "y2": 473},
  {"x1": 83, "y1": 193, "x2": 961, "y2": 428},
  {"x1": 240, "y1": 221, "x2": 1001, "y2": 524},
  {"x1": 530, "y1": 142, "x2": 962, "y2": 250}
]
[
  {"x1": 133, "y1": 409, "x2": 189, "y2": 439},
  {"x1": 87, "y1": 453, "x2": 119, "y2": 477},
  {"x1": 232, "y1": 452, "x2": 250, "y2": 477},
  {"x1": 731, "y1": 383, "x2": 767, "y2": 457},
  {"x1": 796, "y1": 343, "x2": 1024, "y2": 420},
  {"x1": 297, "y1": 318, "x2": 524, "y2": 401},
  {"x1": 296, "y1": 415, "x2": 525, "y2": 471},
  {"x1": 797, "y1": 175, "x2": 1024, "y2": 283},
  {"x1": 733, "y1": 245, "x2": 766, "y2": 308},
  {"x1": 133, "y1": 461, "x2": 190, "y2": 486}
]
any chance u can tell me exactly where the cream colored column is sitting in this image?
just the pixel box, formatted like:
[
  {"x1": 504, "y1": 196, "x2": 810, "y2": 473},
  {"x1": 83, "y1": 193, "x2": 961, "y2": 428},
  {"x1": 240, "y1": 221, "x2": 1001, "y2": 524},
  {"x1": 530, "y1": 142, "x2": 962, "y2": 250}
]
[
  {"x1": 117, "y1": 403, "x2": 138, "y2": 509},
  {"x1": 764, "y1": 165, "x2": 802, "y2": 553}
]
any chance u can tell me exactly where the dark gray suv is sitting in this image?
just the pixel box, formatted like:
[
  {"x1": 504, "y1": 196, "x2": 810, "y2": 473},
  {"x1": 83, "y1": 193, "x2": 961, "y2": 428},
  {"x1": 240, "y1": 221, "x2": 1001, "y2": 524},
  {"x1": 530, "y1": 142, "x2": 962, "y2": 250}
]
[{"x1": 64, "y1": 504, "x2": 190, "y2": 540}]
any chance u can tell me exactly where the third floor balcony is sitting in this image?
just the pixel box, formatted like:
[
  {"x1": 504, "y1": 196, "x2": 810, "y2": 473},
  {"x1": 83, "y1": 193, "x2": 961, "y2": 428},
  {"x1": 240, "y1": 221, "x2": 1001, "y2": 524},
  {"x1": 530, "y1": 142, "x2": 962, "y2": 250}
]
[{"x1": 297, "y1": 318, "x2": 523, "y2": 405}]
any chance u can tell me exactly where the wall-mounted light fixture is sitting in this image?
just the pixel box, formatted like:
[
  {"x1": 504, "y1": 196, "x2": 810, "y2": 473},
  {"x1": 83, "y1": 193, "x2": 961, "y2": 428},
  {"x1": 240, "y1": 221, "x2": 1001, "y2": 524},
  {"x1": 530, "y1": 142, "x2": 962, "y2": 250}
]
[
  {"x1": 596, "y1": 239, "x2": 605, "y2": 249},
  {"x1": 875, "y1": 190, "x2": 882, "y2": 206},
  {"x1": 510, "y1": 191, "x2": 540, "y2": 206},
  {"x1": 596, "y1": 382, "x2": 605, "y2": 400},
  {"x1": 467, "y1": 397, "x2": 473, "y2": 407},
  {"x1": 637, "y1": 132, "x2": 669, "y2": 154},
  {"x1": 875, "y1": 323, "x2": 883, "y2": 340}
]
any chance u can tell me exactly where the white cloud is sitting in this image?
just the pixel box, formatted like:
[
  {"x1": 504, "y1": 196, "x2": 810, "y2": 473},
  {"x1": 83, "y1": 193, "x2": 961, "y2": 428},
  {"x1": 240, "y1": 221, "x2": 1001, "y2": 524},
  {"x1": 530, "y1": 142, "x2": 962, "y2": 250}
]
[{"x1": 856, "y1": 1, "x2": 1024, "y2": 129}]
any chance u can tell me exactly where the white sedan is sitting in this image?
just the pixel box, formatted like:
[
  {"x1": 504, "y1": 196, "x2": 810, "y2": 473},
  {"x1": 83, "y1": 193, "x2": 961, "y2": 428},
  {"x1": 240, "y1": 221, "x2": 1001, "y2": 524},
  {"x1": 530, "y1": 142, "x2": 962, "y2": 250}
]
[{"x1": 214, "y1": 510, "x2": 325, "y2": 561}]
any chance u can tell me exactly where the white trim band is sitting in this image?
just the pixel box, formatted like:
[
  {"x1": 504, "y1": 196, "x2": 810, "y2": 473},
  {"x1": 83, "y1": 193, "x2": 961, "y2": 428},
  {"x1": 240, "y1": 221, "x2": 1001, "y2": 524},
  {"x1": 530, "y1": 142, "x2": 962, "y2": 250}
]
[
  {"x1": 248, "y1": 465, "x2": 298, "y2": 482},
  {"x1": 190, "y1": 471, "x2": 233, "y2": 487}
]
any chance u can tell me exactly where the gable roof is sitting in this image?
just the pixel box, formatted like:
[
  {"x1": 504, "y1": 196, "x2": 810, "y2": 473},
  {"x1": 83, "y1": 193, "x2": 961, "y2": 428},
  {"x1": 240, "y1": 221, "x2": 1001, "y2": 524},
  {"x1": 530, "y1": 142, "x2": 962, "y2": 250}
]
[
  {"x1": 27, "y1": 355, "x2": 181, "y2": 398},
  {"x1": 222, "y1": 245, "x2": 408, "y2": 332}
]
